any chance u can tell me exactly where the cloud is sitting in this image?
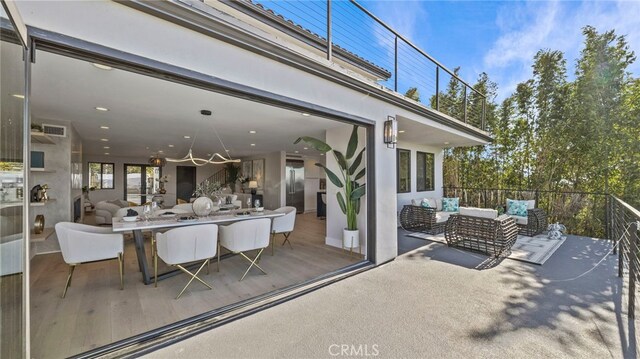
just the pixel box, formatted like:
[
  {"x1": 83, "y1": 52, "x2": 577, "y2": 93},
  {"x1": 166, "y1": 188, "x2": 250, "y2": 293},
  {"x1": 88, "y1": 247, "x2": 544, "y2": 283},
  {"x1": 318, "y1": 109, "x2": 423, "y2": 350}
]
[{"x1": 484, "y1": 0, "x2": 640, "y2": 101}]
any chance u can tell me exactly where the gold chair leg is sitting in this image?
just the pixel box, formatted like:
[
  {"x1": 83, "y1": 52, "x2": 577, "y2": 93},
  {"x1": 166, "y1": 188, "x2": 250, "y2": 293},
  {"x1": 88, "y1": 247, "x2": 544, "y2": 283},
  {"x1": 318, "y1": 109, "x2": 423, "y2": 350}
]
[
  {"x1": 62, "y1": 265, "x2": 76, "y2": 298},
  {"x1": 175, "y1": 260, "x2": 212, "y2": 299},
  {"x1": 217, "y1": 241, "x2": 221, "y2": 272},
  {"x1": 239, "y1": 249, "x2": 267, "y2": 281},
  {"x1": 282, "y1": 232, "x2": 293, "y2": 249},
  {"x1": 271, "y1": 232, "x2": 275, "y2": 256},
  {"x1": 118, "y1": 252, "x2": 124, "y2": 290},
  {"x1": 154, "y1": 242, "x2": 158, "y2": 288}
]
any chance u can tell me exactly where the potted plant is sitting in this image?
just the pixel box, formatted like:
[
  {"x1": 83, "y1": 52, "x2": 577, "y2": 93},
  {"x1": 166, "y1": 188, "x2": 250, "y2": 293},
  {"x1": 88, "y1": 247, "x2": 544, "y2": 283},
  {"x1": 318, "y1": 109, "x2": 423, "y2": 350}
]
[
  {"x1": 295, "y1": 125, "x2": 365, "y2": 249},
  {"x1": 155, "y1": 175, "x2": 169, "y2": 194}
]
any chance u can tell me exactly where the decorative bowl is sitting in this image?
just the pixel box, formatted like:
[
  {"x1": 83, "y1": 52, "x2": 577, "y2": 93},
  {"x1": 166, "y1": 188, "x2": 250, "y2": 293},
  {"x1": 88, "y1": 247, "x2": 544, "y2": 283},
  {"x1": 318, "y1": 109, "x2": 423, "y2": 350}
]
[
  {"x1": 123, "y1": 216, "x2": 138, "y2": 222},
  {"x1": 254, "y1": 207, "x2": 264, "y2": 212},
  {"x1": 192, "y1": 196, "x2": 214, "y2": 217}
]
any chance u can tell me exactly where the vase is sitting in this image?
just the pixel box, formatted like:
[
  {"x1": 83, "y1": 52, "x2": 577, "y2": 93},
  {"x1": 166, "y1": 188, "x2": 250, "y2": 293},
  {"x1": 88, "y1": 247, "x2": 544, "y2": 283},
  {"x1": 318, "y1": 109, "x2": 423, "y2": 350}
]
[
  {"x1": 342, "y1": 229, "x2": 359, "y2": 249},
  {"x1": 34, "y1": 215, "x2": 45, "y2": 234},
  {"x1": 192, "y1": 196, "x2": 214, "y2": 217}
]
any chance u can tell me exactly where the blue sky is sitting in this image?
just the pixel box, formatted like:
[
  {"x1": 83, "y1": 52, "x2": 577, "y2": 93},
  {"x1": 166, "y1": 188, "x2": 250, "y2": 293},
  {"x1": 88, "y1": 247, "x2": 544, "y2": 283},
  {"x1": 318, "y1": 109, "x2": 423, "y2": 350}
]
[
  {"x1": 362, "y1": 0, "x2": 640, "y2": 101},
  {"x1": 258, "y1": 1, "x2": 640, "y2": 102}
]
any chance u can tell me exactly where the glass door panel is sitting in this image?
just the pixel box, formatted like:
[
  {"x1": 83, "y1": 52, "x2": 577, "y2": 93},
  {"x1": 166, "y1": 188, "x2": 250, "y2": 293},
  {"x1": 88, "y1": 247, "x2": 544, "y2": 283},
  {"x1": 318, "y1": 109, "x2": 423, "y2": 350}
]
[{"x1": 125, "y1": 165, "x2": 160, "y2": 205}]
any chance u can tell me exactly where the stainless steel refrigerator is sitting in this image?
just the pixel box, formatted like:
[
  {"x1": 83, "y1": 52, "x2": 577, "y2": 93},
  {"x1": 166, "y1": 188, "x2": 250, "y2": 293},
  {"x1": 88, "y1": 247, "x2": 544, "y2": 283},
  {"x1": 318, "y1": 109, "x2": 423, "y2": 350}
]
[{"x1": 286, "y1": 160, "x2": 305, "y2": 213}]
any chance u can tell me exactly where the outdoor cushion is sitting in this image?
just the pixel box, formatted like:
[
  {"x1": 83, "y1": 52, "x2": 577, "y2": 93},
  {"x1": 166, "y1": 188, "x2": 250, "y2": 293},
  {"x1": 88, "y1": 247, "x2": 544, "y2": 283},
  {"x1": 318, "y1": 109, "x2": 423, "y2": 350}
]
[
  {"x1": 442, "y1": 197, "x2": 459, "y2": 212},
  {"x1": 512, "y1": 215, "x2": 529, "y2": 225},
  {"x1": 421, "y1": 198, "x2": 437, "y2": 208},
  {"x1": 411, "y1": 198, "x2": 443, "y2": 211},
  {"x1": 525, "y1": 200, "x2": 536, "y2": 209},
  {"x1": 459, "y1": 207, "x2": 498, "y2": 219},
  {"x1": 435, "y1": 211, "x2": 453, "y2": 223},
  {"x1": 507, "y1": 199, "x2": 528, "y2": 217}
]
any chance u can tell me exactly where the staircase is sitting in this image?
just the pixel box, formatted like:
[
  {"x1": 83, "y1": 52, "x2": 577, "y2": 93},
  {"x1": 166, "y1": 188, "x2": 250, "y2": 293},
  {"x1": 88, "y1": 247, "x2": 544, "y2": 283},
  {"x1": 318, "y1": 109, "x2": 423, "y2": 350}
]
[{"x1": 200, "y1": 168, "x2": 227, "y2": 187}]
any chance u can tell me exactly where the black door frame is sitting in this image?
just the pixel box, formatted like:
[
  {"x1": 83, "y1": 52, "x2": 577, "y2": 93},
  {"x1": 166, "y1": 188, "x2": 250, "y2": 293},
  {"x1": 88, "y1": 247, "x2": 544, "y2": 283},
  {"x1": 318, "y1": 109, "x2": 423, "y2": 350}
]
[
  {"x1": 176, "y1": 165, "x2": 196, "y2": 202},
  {"x1": 123, "y1": 164, "x2": 162, "y2": 205},
  {"x1": 27, "y1": 25, "x2": 379, "y2": 358}
]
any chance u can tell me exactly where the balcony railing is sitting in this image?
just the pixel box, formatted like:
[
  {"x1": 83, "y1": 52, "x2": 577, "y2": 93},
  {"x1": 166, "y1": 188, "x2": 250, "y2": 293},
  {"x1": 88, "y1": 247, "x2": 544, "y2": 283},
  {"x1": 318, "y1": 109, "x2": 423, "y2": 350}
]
[
  {"x1": 444, "y1": 187, "x2": 640, "y2": 319},
  {"x1": 221, "y1": 0, "x2": 487, "y2": 131}
]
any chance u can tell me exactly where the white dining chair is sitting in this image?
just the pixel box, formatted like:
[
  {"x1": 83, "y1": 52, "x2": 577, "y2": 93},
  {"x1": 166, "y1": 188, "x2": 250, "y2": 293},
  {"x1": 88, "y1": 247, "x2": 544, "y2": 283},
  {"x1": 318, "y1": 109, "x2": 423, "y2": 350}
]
[
  {"x1": 55, "y1": 222, "x2": 124, "y2": 298},
  {"x1": 219, "y1": 218, "x2": 271, "y2": 281},
  {"x1": 270, "y1": 206, "x2": 297, "y2": 255},
  {"x1": 154, "y1": 224, "x2": 218, "y2": 299}
]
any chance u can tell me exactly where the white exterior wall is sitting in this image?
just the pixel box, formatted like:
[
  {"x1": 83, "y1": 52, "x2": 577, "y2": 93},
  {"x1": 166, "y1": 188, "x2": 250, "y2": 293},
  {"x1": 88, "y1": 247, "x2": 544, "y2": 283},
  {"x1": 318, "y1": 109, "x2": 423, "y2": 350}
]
[
  {"x1": 15, "y1": 1, "x2": 485, "y2": 263},
  {"x1": 396, "y1": 141, "x2": 445, "y2": 212}
]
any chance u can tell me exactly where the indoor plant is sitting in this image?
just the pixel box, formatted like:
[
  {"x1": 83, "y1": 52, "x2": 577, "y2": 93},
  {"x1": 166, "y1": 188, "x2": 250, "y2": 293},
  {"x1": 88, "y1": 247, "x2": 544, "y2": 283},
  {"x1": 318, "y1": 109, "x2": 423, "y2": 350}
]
[
  {"x1": 225, "y1": 163, "x2": 241, "y2": 193},
  {"x1": 295, "y1": 125, "x2": 365, "y2": 249}
]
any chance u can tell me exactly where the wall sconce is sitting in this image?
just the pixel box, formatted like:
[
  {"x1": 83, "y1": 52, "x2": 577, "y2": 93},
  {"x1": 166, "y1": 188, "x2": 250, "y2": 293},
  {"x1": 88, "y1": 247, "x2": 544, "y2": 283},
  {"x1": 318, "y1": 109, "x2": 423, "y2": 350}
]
[{"x1": 383, "y1": 116, "x2": 398, "y2": 149}]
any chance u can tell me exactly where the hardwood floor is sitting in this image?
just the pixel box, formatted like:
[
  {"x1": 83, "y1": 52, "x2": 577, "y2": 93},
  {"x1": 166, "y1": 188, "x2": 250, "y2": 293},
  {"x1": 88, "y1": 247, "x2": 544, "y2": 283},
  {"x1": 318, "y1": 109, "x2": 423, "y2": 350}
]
[{"x1": 29, "y1": 213, "x2": 361, "y2": 358}]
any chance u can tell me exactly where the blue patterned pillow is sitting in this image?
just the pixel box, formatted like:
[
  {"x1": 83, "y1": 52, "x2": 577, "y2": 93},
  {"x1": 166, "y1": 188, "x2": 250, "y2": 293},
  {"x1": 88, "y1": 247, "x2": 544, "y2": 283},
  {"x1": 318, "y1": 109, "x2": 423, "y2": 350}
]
[
  {"x1": 442, "y1": 197, "x2": 459, "y2": 212},
  {"x1": 507, "y1": 199, "x2": 528, "y2": 217}
]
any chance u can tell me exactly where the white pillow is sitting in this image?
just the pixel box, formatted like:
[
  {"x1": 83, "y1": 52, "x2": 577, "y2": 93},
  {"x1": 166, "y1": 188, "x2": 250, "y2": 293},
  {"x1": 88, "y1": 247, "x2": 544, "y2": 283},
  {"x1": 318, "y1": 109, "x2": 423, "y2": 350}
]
[{"x1": 459, "y1": 207, "x2": 498, "y2": 219}]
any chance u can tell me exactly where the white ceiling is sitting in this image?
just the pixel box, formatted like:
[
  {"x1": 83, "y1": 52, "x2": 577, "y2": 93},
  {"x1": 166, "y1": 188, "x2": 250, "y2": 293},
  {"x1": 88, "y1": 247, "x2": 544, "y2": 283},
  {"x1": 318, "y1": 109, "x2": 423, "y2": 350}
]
[{"x1": 30, "y1": 50, "x2": 348, "y2": 159}]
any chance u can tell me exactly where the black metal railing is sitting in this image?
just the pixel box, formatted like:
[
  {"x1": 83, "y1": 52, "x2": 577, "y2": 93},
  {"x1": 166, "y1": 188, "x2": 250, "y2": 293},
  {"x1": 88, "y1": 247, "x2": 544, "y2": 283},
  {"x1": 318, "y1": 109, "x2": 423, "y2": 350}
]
[
  {"x1": 609, "y1": 196, "x2": 640, "y2": 319},
  {"x1": 222, "y1": 0, "x2": 486, "y2": 130},
  {"x1": 443, "y1": 187, "x2": 639, "y2": 319}
]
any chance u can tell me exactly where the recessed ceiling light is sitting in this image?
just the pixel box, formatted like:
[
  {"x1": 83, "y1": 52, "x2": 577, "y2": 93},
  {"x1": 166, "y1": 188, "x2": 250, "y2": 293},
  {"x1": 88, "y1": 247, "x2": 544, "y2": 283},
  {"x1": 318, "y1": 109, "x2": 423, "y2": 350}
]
[
  {"x1": 320, "y1": 153, "x2": 324, "y2": 156},
  {"x1": 158, "y1": 150, "x2": 164, "y2": 153},
  {"x1": 303, "y1": 147, "x2": 308, "y2": 150},
  {"x1": 12, "y1": 94, "x2": 24, "y2": 99},
  {"x1": 93, "y1": 63, "x2": 113, "y2": 70},
  {"x1": 206, "y1": 153, "x2": 212, "y2": 156},
  {"x1": 168, "y1": 144, "x2": 174, "y2": 148},
  {"x1": 104, "y1": 152, "x2": 110, "y2": 155},
  {"x1": 103, "y1": 146, "x2": 110, "y2": 149},
  {"x1": 301, "y1": 112, "x2": 310, "y2": 117},
  {"x1": 184, "y1": 135, "x2": 191, "y2": 139},
  {"x1": 100, "y1": 138, "x2": 109, "y2": 142},
  {"x1": 398, "y1": 130, "x2": 405, "y2": 133},
  {"x1": 95, "y1": 107, "x2": 109, "y2": 112},
  {"x1": 295, "y1": 150, "x2": 299, "y2": 153},
  {"x1": 225, "y1": 149, "x2": 230, "y2": 152},
  {"x1": 444, "y1": 142, "x2": 450, "y2": 145},
  {"x1": 100, "y1": 126, "x2": 109, "y2": 129},
  {"x1": 250, "y1": 144, "x2": 256, "y2": 147},
  {"x1": 248, "y1": 130, "x2": 257, "y2": 134}
]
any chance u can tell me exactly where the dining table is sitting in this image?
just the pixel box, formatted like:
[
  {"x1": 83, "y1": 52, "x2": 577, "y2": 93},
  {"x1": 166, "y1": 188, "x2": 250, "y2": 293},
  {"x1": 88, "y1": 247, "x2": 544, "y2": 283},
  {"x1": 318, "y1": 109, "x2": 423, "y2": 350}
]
[{"x1": 112, "y1": 209, "x2": 284, "y2": 285}]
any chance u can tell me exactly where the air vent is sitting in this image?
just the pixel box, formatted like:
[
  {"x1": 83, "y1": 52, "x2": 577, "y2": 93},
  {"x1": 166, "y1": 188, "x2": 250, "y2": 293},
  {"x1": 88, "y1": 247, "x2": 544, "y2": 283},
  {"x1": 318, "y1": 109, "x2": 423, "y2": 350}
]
[
  {"x1": 286, "y1": 154, "x2": 304, "y2": 159},
  {"x1": 42, "y1": 124, "x2": 67, "y2": 137}
]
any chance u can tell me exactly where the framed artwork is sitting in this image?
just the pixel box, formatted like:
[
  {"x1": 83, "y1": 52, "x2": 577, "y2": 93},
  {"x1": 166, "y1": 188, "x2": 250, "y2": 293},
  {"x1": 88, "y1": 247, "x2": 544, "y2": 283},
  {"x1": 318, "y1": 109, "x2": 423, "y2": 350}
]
[
  {"x1": 252, "y1": 159, "x2": 265, "y2": 189},
  {"x1": 242, "y1": 161, "x2": 252, "y2": 180}
]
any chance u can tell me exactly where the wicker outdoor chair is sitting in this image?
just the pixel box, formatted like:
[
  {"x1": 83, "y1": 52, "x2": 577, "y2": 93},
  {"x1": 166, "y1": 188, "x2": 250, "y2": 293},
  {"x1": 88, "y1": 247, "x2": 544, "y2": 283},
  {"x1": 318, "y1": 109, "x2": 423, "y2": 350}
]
[
  {"x1": 399, "y1": 205, "x2": 446, "y2": 234},
  {"x1": 445, "y1": 211, "x2": 518, "y2": 257},
  {"x1": 516, "y1": 208, "x2": 548, "y2": 236}
]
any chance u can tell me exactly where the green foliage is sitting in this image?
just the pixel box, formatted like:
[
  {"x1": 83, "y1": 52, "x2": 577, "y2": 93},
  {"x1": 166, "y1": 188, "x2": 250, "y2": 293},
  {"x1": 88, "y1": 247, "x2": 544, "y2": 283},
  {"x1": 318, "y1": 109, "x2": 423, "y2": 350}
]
[
  {"x1": 405, "y1": 87, "x2": 420, "y2": 102},
  {"x1": 296, "y1": 125, "x2": 366, "y2": 230},
  {"x1": 442, "y1": 26, "x2": 639, "y2": 234}
]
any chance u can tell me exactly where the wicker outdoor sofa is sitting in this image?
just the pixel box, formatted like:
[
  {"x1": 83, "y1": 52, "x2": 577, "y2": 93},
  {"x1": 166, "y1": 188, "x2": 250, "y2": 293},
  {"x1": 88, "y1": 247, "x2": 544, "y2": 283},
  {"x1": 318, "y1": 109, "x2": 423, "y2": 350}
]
[
  {"x1": 445, "y1": 207, "x2": 519, "y2": 257},
  {"x1": 399, "y1": 205, "x2": 451, "y2": 234}
]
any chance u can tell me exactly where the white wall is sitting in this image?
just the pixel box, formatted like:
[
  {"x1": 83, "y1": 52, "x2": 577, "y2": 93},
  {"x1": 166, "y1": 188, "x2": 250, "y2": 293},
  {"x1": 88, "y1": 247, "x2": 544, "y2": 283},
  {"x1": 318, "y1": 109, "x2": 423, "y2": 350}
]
[
  {"x1": 239, "y1": 151, "x2": 285, "y2": 209},
  {"x1": 15, "y1": 1, "x2": 489, "y2": 262},
  {"x1": 303, "y1": 156, "x2": 325, "y2": 213},
  {"x1": 396, "y1": 141, "x2": 444, "y2": 211},
  {"x1": 325, "y1": 126, "x2": 367, "y2": 255}
]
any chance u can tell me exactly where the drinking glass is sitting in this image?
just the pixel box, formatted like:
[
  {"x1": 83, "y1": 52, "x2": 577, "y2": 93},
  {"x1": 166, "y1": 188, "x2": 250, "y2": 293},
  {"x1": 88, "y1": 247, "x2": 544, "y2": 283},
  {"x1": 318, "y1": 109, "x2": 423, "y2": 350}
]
[
  {"x1": 254, "y1": 199, "x2": 261, "y2": 209},
  {"x1": 246, "y1": 198, "x2": 252, "y2": 209},
  {"x1": 142, "y1": 204, "x2": 151, "y2": 222}
]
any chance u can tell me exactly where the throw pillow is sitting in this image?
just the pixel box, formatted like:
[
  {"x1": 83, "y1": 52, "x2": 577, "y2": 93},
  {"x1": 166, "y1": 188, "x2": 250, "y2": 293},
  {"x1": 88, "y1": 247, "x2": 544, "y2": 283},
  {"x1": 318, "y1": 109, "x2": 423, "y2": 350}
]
[
  {"x1": 421, "y1": 199, "x2": 431, "y2": 208},
  {"x1": 506, "y1": 199, "x2": 528, "y2": 217},
  {"x1": 442, "y1": 197, "x2": 459, "y2": 212},
  {"x1": 108, "y1": 199, "x2": 126, "y2": 208}
]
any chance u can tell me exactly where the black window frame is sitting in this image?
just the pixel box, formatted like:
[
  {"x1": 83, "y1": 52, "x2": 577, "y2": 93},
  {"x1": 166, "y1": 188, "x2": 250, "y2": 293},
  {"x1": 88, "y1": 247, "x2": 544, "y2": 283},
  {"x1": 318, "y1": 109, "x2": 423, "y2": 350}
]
[
  {"x1": 397, "y1": 148, "x2": 411, "y2": 193},
  {"x1": 88, "y1": 161, "x2": 115, "y2": 189},
  {"x1": 416, "y1": 151, "x2": 435, "y2": 192}
]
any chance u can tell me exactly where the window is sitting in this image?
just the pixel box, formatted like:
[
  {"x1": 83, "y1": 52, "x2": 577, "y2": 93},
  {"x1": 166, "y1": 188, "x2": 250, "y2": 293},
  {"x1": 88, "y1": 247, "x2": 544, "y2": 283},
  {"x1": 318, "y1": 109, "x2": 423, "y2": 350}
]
[
  {"x1": 397, "y1": 149, "x2": 411, "y2": 193},
  {"x1": 88, "y1": 162, "x2": 114, "y2": 189},
  {"x1": 416, "y1": 152, "x2": 434, "y2": 192}
]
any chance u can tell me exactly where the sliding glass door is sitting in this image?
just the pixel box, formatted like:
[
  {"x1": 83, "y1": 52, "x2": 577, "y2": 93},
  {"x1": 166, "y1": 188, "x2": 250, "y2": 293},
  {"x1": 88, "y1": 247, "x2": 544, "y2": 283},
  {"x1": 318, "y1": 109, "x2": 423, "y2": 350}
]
[{"x1": 124, "y1": 164, "x2": 160, "y2": 205}]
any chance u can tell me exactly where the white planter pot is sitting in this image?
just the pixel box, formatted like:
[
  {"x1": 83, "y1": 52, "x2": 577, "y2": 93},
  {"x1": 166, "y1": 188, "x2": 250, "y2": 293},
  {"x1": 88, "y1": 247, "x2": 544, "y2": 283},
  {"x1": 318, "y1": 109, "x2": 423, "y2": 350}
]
[{"x1": 343, "y1": 229, "x2": 359, "y2": 249}]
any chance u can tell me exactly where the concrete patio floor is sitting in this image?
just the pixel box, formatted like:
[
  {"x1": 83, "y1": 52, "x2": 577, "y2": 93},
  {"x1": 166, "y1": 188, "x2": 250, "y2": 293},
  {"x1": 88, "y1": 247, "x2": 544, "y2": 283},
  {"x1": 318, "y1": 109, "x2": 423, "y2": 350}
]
[{"x1": 148, "y1": 232, "x2": 638, "y2": 358}]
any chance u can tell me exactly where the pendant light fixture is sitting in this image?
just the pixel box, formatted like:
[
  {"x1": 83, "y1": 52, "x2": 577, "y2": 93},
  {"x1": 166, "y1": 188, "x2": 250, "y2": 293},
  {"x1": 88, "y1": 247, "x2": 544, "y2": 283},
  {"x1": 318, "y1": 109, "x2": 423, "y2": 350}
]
[{"x1": 165, "y1": 110, "x2": 240, "y2": 166}]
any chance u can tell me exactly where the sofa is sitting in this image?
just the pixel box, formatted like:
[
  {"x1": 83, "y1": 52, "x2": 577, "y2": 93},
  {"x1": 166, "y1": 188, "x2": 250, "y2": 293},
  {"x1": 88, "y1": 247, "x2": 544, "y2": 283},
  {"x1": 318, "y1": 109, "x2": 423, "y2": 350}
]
[
  {"x1": 505, "y1": 199, "x2": 548, "y2": 236},
  {"x1": 399, "y1": 197, "x2": 456, "y2": 234},
  {"x1": 95, "y1": 199, "x2": 129, "y2": 225},
  {"x1": 445, "y1": 207, "x2": 518, "y2": 257}
]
